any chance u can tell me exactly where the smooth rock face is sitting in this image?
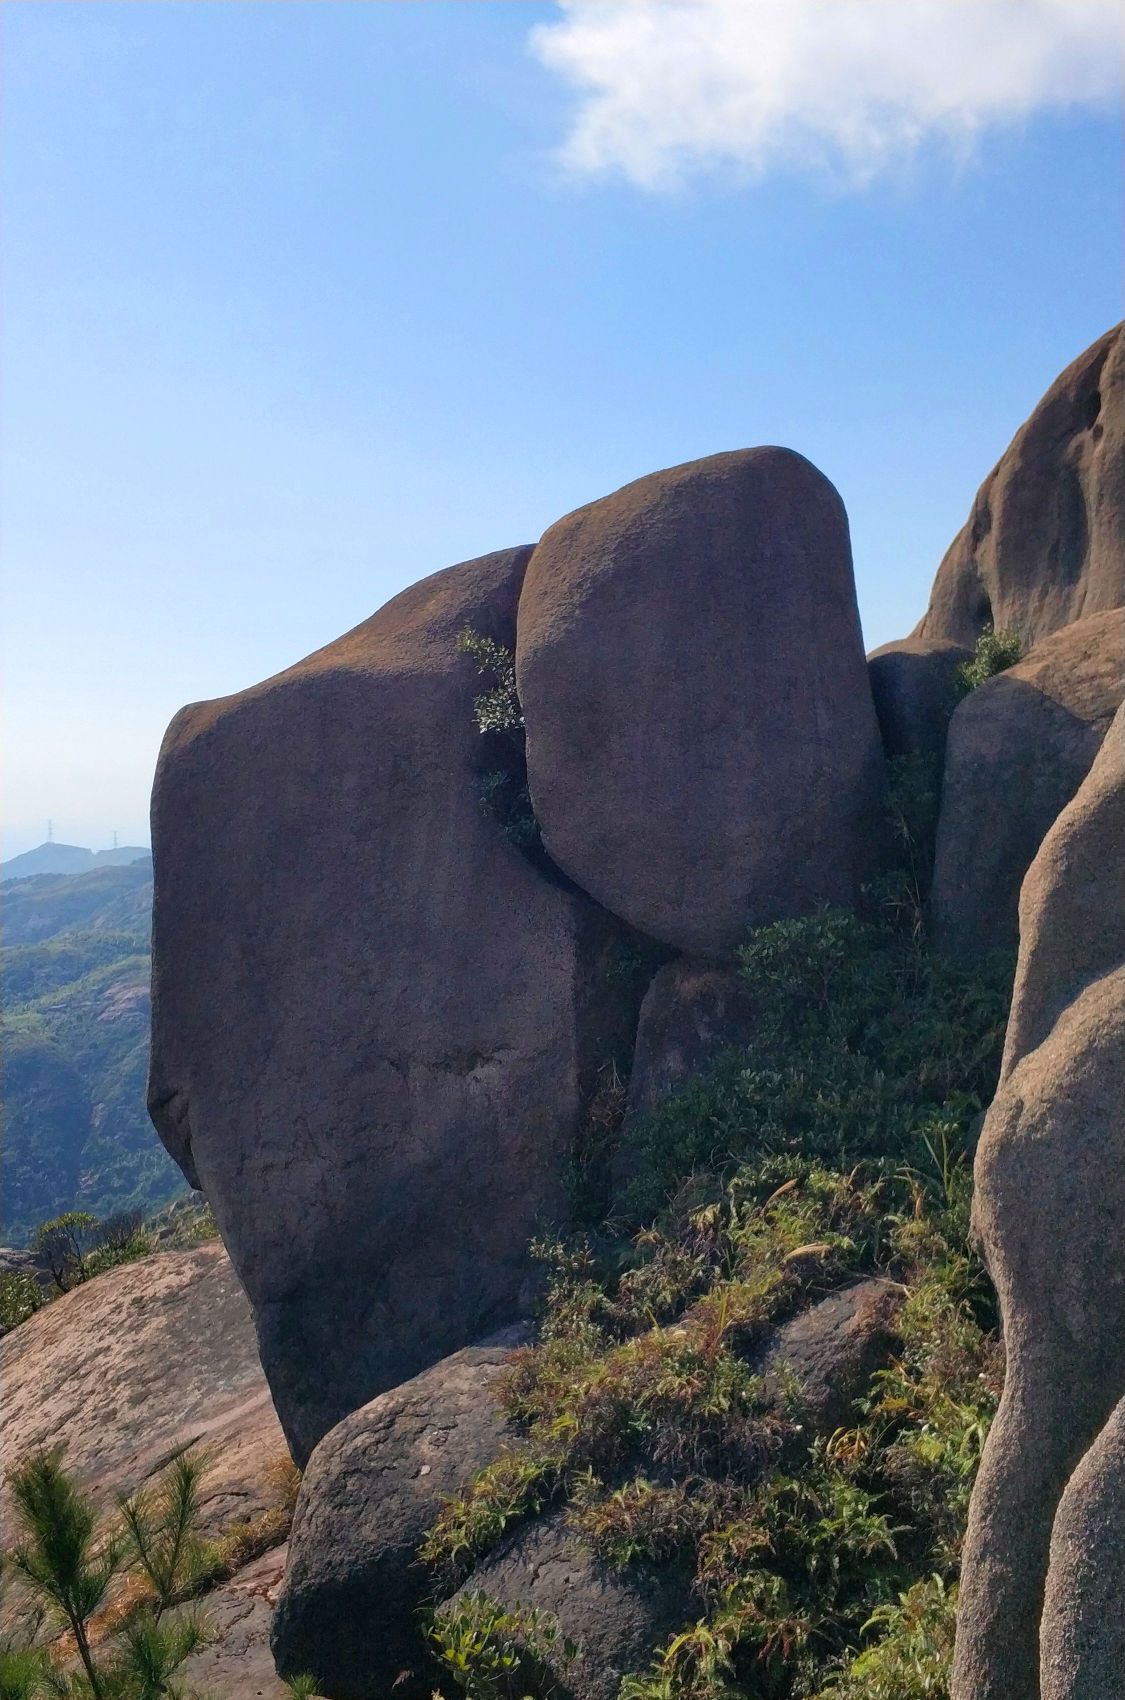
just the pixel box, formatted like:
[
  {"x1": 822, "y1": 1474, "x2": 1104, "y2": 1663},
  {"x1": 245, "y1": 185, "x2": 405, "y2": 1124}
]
[
  {"x1": 930, "y1": 610, "x2": 1124, "y2": 956},
  {"x1": 626, "y1": 959, "x2": 759, "y2": 1119},
  {"x1": 516, "y1": 448, "x2": 886, "y2": 958},
  {"x1": 449, "y1": 1513, "x2": 694, "y2": 1700},
  {"x1": 0, "y1": 1243, "x2": 289, "y2": 1538},
  {"x1": 1040, "y1": 1393, "x2": 1125, "y2": 1700},
  {"x1": 272, "y1": 1344, "x2": 520, "y2": 1700},
  {"x1": 149, "y1": 548, "x2": 639, "y2": 1464},
  {"x1": 915, "y1": 323, "x2": 1125, "y2": 649},
  {"x1": 951, "y1": 707, "x2": 1125, "y2": 1700},
  {"x1": 866, "y1": 636, "x2": 972, "y2": 762}
]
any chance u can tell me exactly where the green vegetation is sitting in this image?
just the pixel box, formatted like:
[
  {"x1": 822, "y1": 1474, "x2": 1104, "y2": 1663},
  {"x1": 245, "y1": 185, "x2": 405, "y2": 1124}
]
[
  {"x1": 1, "y1": 879, "x2": 188, "y2": 1243},
  {"x1": 430, "y1": 1591, "x2": 579, "y2": 1700},
  {"x1": 2, "y1": 1449, "x2": 211, "y2": 1698},
  {"x1": 421, "y1": 839, "x2": 1012, "y2": 1699},
  {"x1": 456, "y1": 627, "x2": 543, "y2": 858},
  {"x1": 954, "y1": 625, "x2": 1021, "y2": 696}
]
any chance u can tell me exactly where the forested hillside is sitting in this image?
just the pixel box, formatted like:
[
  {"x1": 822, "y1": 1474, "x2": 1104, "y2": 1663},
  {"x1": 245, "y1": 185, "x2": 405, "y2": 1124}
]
[{"x1": 1, "y1": 860, "x2": 187, "y2": 1243}]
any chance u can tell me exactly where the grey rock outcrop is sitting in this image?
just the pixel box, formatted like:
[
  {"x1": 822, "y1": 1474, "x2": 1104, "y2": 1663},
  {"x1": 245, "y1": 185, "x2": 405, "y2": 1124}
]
[
  {"x1": 516, "y1": 448, "x2": 886, "y2": 958},
  {"x1": 1040, "y1": 1392, "x2": 1125, "y2": 1700},
  {"x1": 930, "y1": 609, "x2": 1123, "y2": 956},
  {"x1": 866, "y1": 636, "x2": 971, "y2": 762},
  {"x1": 951, "y1": 705, "x2": 1125, "y2": 1700},
  {"x1": 915, "y1": 323, "x2": 1125, "y2": 650},
  {"x1": 448, "y1": 1513, "x2": 693, "y2": 1700},
  {"x1": 272, "y1": 1343, "x2": 520, "y2": 1700},
  {"x1": 757, "y1": 1277, "x2": 905, "y2": 1435},
  {"x1": 148, "y1": 548, "x2": 641, "y2": 1464}
]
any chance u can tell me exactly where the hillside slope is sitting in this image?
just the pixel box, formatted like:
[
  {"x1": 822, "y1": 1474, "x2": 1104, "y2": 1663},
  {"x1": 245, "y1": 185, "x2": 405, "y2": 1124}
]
[{"x1": 1, "y1": 862, "x2": 185, "y2": 1242}]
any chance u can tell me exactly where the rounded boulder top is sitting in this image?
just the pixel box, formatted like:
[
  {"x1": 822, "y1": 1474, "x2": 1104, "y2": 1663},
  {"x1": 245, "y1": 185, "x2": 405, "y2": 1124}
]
[{"x1": 516, "y1": 446, "x2": 885, "y2": 958}]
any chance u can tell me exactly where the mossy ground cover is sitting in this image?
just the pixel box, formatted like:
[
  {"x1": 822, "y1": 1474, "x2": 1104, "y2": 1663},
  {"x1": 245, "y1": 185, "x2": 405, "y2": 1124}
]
[{"x1": 423, "y1": 898, "x2": 1013, "y2": 1700}]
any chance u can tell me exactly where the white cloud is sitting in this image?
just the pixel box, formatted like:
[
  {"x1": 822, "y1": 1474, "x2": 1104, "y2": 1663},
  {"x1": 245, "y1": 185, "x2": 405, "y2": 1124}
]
[{"x1": 530, "y1": 0, "x2": 1124, "y2": 190}]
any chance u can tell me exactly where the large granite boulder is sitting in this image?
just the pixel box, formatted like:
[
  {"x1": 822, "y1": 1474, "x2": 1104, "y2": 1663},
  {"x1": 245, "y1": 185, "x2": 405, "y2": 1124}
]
[
  {"x1": 866, "y1": 636, "x2": 971, "y2": 762},
  {"x1": 272, "y1": 1342, "x2": 521, "y2": 1700},
  {"x1": 148, "y1": 548, "x2": 641, "y2": 1464},
  {"x1": 1040, "y1": 1391, "x2": 1125, "y2": 1699},
  {"x1": 930, "y1": 609, "x2": 1124, "y2": 956},
  {"x1": 516, "y1": 448, "x2": 886, "y2": 958},
  {"x1": 914, "y1": 323, "x2": 1125, "y2": 650},
  {"x1": 951, "y1": 705, "x2": 1125, "y2": 1700}
]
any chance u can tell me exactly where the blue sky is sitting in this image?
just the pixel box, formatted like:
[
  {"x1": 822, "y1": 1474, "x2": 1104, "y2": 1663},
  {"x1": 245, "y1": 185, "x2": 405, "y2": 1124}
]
[{"x1": 2, "y1": 1, "x2": 1121, "y2": 858}]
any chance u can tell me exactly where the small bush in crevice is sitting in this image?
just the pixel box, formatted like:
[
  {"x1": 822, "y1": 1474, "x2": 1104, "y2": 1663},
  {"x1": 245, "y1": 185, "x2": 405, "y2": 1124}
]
[
  {"x1": 954, "y1": 625, "x2": 1021, "y2": 697},
  {"x1": 456, "y1": 628, "x2": 543, "y2": 859}
]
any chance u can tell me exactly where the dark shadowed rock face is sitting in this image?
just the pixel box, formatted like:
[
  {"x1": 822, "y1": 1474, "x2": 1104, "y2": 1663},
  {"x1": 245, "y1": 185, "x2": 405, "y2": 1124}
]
[
  {"x1": 865, "y1": 636, "x2": 972, "y2": 762},
  {"x1": 1040, "y1": 1391, "x2": 1125, "y2": 1700},
  {"x1": 625, "y1": 959, "x2": 759, "y2": 1120},
  {"x1": 915, "y1": 324, "x2": 1125, "y2": 650},
  {"x1": 148, "y1": 548, "x2": 641, "y2": 1464},
  {"x1": 930, "y1": 609, "x2": 1124, "y2": 957},
  {"x1": 952, "y1": 706, "x2": 1125, "y2": 1700},
  {"x1": 273, "y1": 1343, "x2": 521, "y2": 1700},
  {"x1": 449, "y1": 1514, "x2": 694, "y2": 1700},
  {"x1": 516, "y1": 448, "x2": 886, "y2": 958}
]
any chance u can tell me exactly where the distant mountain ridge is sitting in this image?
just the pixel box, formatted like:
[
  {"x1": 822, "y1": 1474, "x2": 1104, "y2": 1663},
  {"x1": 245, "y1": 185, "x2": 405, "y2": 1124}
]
[{"x1": 1, "y1": 841, "x2": 151, "y2": 880}]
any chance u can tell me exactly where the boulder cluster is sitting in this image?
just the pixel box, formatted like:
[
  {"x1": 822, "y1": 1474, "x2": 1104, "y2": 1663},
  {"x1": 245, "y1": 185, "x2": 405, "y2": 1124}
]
[{"x1": 148, "y1": 323, "x2": 1124, "y2": 1698}]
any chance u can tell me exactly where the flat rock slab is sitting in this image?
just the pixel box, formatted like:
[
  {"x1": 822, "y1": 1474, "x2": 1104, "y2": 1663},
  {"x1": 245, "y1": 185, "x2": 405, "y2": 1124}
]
[
  {"x1": 517, "y1": 447, "x2": 885, "y2": 958},
  {"x1": 0, "y1": 1241, "x2": 289, "y2": 1538},
  {"x1": 176, "y1": 1545, "x2": 293, "y2": 1700}
]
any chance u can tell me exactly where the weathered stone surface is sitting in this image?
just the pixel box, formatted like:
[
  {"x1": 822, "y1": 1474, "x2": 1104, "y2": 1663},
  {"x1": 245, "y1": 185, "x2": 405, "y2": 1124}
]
[
  {"x1": 930, "y1": 610, "x2": 1124, "y2": 956},
  {"x1": 626, "y1": 959, "x2": 759, "y2": 1119},
  {"x1": 450, "y1": 1513, "x2": 694, "y2": 1700},
  {"x1": 757, "y1": 1277, "x2": 905, "y2": 1434},
  {"x1": 1040, "y1": 1393, "x2": 1125, "y2": 1700},
  {"x1": 272, "y1": 1343, "x2": 521, "y2": 1700},
  {"x1": 951, "y1": 706, "x2": 1125, "y2": 1700},
  {"x1": 516, "y1": 448, "x2": 886, "y2": 958},
  {"x1": 866, "y1": 636, "x2": 971, "y2": 761},
  {"x1": 149, "y1": 548, "x2": 640, "y2": 1464},
  {"x1": 0, "y1": 1243, "x2": 289, "y2": 1539},
  {"x1": 176, "y1": 1544, "x2": 293, "y2": 1700},
  {"x1": 915, "y1": 323, "x2": 1125, "y2": 650}
]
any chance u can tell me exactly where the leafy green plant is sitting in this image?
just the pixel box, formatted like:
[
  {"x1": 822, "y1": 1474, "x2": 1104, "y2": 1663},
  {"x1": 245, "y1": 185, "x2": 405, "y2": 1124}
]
[
  {"x1": 430, "y1": 1591, "x2": 579, "y2": 1700},
  {"x1": 117, "y1": 1450, "x2": 212, "y2": 1616},
  {"x1": 456, "y1": 627, "x2": 542, "y2": 856},
  {"x1": 5, "y1": 1449, "x2": 215, "y2": 1699},
  {"x1": 8, "y1": 1449, "x2": 122, "y2": 1694},
  {"x1": 954, "y1": 624, "x2": 1021, "y2": 696},
  {"x1": 0, "y1": 1268, "x2": 45, "y2": 1330}
]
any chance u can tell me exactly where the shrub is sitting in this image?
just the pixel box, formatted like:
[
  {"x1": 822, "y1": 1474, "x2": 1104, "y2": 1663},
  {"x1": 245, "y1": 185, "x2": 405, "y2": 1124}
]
[
  {"x1": 955, "y1": 624, "x2": 1021, "y2": 696},
  {"x1": 0, "y1": 1269, "x2": 45, "y2": 1331},
  {"x1": 5, "y1": 1447, "x2": 213, "y2": 1698},
  {"x1": 419, "y1": 902, "x2": 1011, "y2": 1700},
  {"x1": 456, "y1": 628, "x2": 542, "y2": 856},
  {"x1": 430, "y1": 1590, "x2": 579, "y2": 1700}
]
